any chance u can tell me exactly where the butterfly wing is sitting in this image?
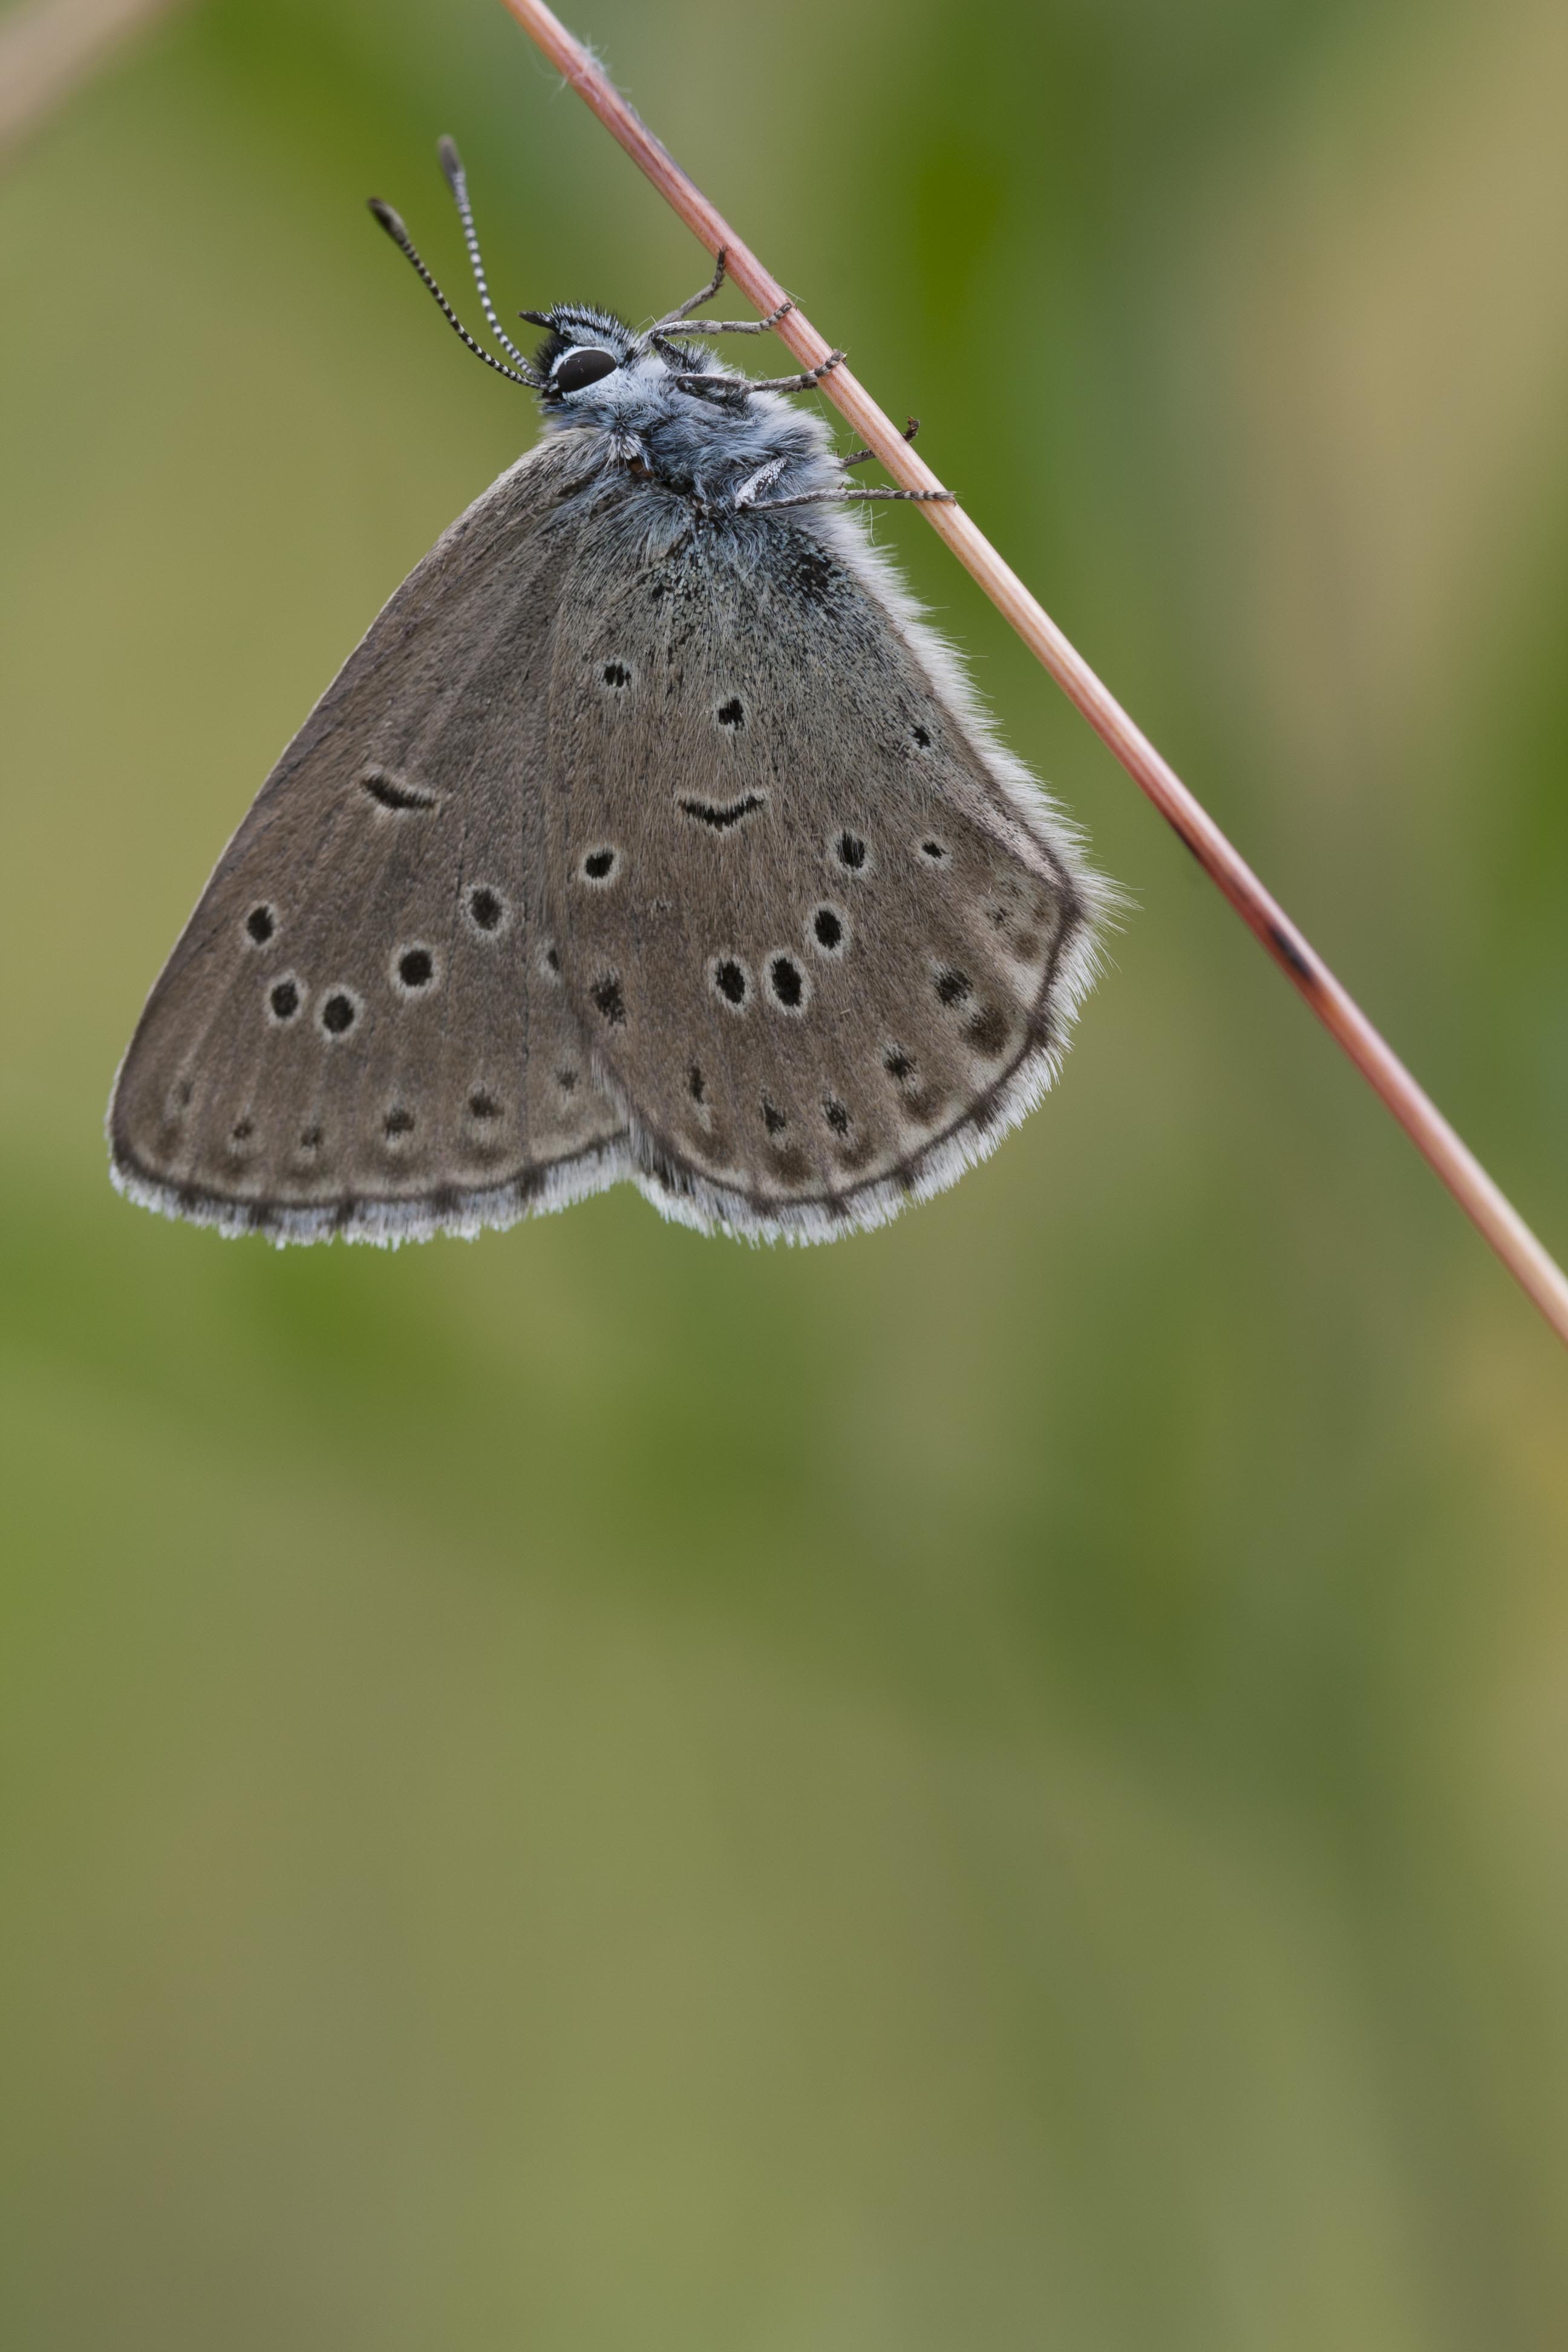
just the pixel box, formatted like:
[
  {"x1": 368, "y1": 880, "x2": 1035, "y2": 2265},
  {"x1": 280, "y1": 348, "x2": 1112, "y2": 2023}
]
[
  {"x1": 543, "y1": 494, "x2": 1108, "y2": 1240},
  {"x1": 109, "y1": 433, "x2": 629, "y2": 1244}
]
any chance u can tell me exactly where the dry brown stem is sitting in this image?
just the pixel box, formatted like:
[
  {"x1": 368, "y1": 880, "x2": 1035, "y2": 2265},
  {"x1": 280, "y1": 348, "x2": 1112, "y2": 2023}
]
[{"x1": 495, "y1": 0, "x2": 1568, "y2": 1347}]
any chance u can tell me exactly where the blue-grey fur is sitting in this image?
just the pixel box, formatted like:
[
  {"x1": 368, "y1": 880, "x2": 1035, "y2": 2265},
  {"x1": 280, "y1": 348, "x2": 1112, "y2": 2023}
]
[{"x1": 534, "y1": 308, "x2": 836, "y2": 506}]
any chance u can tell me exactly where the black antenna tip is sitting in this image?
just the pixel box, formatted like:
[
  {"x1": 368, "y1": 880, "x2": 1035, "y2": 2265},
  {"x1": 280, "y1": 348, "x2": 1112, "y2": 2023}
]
[
  {"x1": 367, "y1": 198, "x2": 411, "y2": 247},
  {"x1": 437, "y1": 135, "x2": 464, "y2": 189}
]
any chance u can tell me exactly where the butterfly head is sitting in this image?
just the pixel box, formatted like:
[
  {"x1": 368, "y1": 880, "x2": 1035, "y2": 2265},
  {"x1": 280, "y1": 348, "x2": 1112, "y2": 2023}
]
[
  {"x1": 518, "y1": 296, "x2": 834, "y2": 504},
  {"x1": 367, "y1": 155, "x2": 745, "y2": 440},
  {"x1": 523, "y1": 304, "x2": 633, "y2": 399},
  {"x1": 522, "y1": 304, "x2": 727, "y2": 427}
]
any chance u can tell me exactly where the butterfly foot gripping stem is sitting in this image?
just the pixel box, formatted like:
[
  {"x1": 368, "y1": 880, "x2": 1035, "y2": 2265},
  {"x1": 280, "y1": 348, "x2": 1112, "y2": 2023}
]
[
  {"x1": 742, "y1": 350, "x2": 845, "y2": 396},
  {"x1": 669, "y1": 350, "x2": 843, "y2": 397},
  {"x1": 645, "y1": 248, "x2": 795, "y2": 343},
  {"x1": 840, "y1": 417, "x2": 921, "y2": 469}
]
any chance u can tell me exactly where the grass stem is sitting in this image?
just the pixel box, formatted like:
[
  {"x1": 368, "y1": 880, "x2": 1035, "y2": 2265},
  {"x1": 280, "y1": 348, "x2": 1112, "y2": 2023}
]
[{"x1": 498, "y1": 0, "x2": 1568, "y2": 1347}]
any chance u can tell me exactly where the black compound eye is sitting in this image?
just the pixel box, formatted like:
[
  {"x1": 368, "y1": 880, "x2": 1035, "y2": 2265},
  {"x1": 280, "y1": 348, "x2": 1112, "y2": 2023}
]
[{"x1": 554, "y1": 345, "x2": 618, "y2": 394}]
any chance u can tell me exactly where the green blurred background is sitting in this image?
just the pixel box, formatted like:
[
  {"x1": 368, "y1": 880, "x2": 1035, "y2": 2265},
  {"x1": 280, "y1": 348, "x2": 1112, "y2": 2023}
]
[{"x1": 3, "y1": 0, "x2": 1567, "y2": 2342}]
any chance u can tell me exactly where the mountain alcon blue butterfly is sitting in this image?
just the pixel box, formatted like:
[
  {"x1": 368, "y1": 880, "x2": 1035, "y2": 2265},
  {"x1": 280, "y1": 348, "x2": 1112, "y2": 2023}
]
[{"x1": 109, "y1": 139, "x2": 1111, "y2": 1246}]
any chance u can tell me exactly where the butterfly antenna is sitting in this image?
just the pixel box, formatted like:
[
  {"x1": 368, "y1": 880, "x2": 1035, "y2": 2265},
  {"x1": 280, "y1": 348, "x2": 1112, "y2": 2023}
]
[
  {"x1": 367, "y1": 197, "x2": 540, "y2": 388},
  {"x1": 436, "y1": 137, "x2": 538, "y2": 376}
]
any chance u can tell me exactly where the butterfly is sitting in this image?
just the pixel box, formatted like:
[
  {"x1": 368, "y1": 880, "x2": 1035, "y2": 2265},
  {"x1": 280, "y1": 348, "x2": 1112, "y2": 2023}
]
[{"x1": 109, "y1": 140, "x2": 1109, "y2": 1247}]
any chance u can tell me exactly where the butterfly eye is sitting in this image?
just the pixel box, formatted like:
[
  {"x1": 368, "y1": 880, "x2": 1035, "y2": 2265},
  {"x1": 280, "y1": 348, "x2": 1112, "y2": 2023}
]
[{"x1": 553, "y1": 346, "x2": 618, "y2": 393}]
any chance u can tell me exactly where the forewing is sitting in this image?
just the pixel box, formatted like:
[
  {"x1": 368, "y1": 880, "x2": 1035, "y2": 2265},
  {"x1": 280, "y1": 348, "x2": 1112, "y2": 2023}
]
[
  {"x1": 110, "y1": 435, "x2": 629, "y2": 1244},
  {"x1": 544, "y1": 498, "x2": 1102, "y2": 1240}
]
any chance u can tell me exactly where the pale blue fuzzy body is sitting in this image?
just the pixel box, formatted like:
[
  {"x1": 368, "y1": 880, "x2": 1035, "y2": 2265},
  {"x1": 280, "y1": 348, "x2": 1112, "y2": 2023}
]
[{"x1": 534, "y1": 318, "x2": 839, "y2": 510}]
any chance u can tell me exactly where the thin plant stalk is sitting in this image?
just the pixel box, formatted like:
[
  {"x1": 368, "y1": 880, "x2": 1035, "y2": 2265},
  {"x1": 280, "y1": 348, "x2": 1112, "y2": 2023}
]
[
  {"x1": 495, "y1": 0, "x2": 1568, "y2": 1348},
  {"x1": 0, "y1": 0, "x2": 183, "y2": 158}
]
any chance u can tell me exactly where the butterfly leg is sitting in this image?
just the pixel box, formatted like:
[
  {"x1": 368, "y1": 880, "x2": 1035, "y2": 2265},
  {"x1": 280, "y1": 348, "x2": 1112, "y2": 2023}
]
[
  {"x1": 650, "y1": 318, "x2": 791, "y2": 376},
  {"x1": 839, "y1": 417, "x2": 921, "y2": 468},
  {"x1": 668, "y1": 350, "x2": 844, "y2": 395},
  {"x1": 743, "y1": 485, "x2": 956, "y2": 511},
  {"x1": 733, "y1": 456, "x2": 790, "y2": 508},
  {"x1": 738, "y1": 351, "x2": 846, "y2": 394},
  {"x1": 653, "y1": 247, "x2": 729, "y2": 326},
  {"x1": 644, "y1": 246, "x2": 795, "y2": 341},
  {"x1": 663, "y1": 304, "x2": 795, "y2": 338},
  {"x1": 610, "y1": 429, "x2": 653, "y2": 475}
]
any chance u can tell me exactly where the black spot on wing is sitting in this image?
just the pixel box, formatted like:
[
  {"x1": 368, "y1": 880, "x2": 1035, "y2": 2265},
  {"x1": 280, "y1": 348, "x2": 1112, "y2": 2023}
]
[
  {"x1": 967, "y1": 1004, "x2": 1010, "y2": 1057},
  {"x1": 709, "y1": 956, "x2": 750, "y2": 1010},
  {"x1": 680, "y1": 794, "x2": 766, "y2": 832},
  {"x1": 592, "y1": 973, "x2": 627, "y2": 1025},
  {"x1": 466, "y1": 886, "x2": 508, "y2": 935},
  {"x1": 766, "y1": 955, "x2": 808, "y2": 1013},
  {"x1": 809, "y1": 904, "x2": 848, "y2": 957},
  {"x1": 319, "y1": 990, "x2": 361, "y2": 1038},
  {"x1": 360, "y1": 768, "x2": 437, "y2": 814},
  {"x1": 393, "y1": 946, "x2": 437, "y2": 995}
]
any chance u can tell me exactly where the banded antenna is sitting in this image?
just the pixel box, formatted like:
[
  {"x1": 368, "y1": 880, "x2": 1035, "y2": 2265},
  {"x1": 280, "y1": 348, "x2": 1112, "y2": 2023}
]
[
  {"x1": 367, "y1": 148, "x2": 542, "y2": 389},
  {"x1": 436, "y1": 136, "x2": 538, "y2": 376}
]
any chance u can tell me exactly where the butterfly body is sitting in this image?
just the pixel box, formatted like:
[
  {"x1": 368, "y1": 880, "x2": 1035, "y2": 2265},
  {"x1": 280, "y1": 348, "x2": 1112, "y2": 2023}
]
[
  {"x1": 109, "y1": 204, "x2": 1110, "y2": 1247},
  {"x1": 528, "y1": 303, "x2": 838, "y2": 506}
]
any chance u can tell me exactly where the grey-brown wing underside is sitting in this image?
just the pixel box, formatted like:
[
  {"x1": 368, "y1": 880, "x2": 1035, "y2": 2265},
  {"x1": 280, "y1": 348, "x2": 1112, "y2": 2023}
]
[
  {"x1": 543, "y1": 495, "x2": 1103, "y2": 1241},
  {"x1": 110, "y1": 434, "x2": 629, "y2": 1244}
]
